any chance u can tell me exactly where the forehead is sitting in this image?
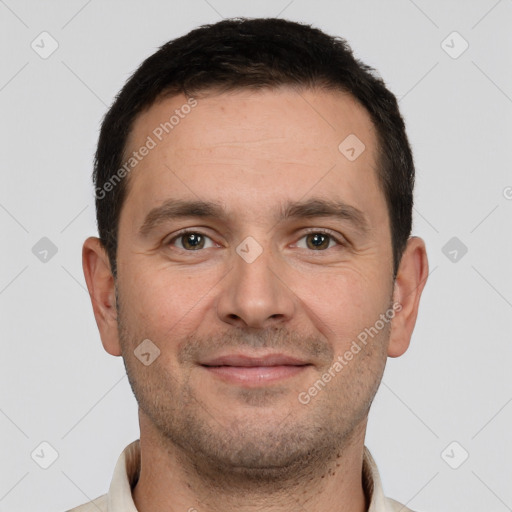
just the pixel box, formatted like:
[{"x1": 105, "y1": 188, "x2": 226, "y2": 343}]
[
  {"x1": 121, "y1": 87, "x2": 385, "y2": 227},
  {"x1": 128, "y1": 87, "x2": 376, "y2": 155}
]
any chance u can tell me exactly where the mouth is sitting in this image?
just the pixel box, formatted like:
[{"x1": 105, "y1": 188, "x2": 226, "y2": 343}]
[{"x1": 199, "y1": 353, "x2": 312, "y2": 386}]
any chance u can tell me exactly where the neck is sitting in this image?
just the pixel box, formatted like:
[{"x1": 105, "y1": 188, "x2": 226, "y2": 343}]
[{"x1": 132, "y1": 414, "x2": 369, "y2": 512}]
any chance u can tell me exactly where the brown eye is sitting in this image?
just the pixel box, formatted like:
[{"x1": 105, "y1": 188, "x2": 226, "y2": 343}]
[
  {"x1": 170, "y1": 231, "x2": 215, "y2": 250},
  {"x1": 305, "y1": 233, "x2": 332, "y2": 250},
  {"x1": 181, "y1": 233, "x2": 204, "y2": 250}
]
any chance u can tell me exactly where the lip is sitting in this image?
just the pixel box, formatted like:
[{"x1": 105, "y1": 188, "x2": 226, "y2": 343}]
[
  {"x1": 200, "y1": 353, "x2": 312, "y2": 386},
  {"x1": 200, "y1": 353, "x2": 309, "y2": 367}
]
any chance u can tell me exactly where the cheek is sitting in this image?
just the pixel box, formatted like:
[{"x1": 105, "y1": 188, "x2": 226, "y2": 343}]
[
  {"x1": 119, "y1": 261, "x2": 222, "y2": 338},
  {"x1": 295, "y1": 266, "x2": 390, "y2": 347}
]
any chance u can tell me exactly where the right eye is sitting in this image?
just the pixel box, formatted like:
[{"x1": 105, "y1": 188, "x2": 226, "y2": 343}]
[{"x1": 168, "y1": 230, "x2": 216, "y2": 251}]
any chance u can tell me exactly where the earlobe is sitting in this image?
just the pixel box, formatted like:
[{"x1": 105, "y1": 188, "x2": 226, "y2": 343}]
[
  {"x1": 387, "y1": 236, "x2": 429, "y2": 358},
  {"x1": 82, "y1": 237, "x2": 122, "y2": 356}
]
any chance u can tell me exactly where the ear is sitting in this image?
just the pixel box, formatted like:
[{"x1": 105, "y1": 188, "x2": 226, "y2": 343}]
[
  {"x1": 387, "y1": 236, "x2": 429, "y2": 358},
  {"x1": 82, "y1": 236, "x2": 122, "y2": 356}
]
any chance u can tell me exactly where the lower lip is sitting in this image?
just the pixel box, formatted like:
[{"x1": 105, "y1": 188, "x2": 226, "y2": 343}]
[{"x1": 202, "y1": 365, "x2": 310, "y2": 385}]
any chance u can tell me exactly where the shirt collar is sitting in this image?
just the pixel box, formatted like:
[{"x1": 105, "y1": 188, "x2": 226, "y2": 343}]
[
  {"x1": 107, "y1": 440, "x2": 402, "y2": 512},
  {"x1": 107, "y1": 440, "x2": 139, "y2": 512},
  {"x1": 362, "y1": 446, "x2": 396, "y2": 511}
]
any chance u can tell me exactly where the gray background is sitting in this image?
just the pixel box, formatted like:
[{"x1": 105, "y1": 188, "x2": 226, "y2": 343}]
[{"x1": 1, "y1": 1, "x2": 511, "y2": 511}]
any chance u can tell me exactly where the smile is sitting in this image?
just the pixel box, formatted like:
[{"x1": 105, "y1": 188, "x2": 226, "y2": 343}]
[{"x1": 200, "y1": 353, "x2": 312, "y2": 385}]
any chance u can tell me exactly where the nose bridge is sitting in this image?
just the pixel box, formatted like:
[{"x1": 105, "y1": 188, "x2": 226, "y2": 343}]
[{"x1": 216, "y1": 237, "x2": 295, "y2": 328}]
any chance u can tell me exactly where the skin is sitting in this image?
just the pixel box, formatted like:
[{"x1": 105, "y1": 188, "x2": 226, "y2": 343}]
[{"x1": 83, "y1": 87, "x2": 428, "y2": 512}]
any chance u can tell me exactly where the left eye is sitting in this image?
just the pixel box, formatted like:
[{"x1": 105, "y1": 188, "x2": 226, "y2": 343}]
[
  {"x1": 296, "y1": 232, "x2": 340, "y2": 250},
  {"x1": 170, "y1": 232, "x2": 216, "y2": 251}
]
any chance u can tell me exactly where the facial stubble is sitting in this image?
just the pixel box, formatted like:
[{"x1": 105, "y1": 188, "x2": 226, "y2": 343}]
[{"x1": 114, "y1": 282, "x2": 391, "y2": 491}]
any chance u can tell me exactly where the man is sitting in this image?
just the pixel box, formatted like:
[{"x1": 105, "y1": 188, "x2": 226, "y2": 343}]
[{"x1": 75, "y1": 17, "x2": 429, "y2": 512}]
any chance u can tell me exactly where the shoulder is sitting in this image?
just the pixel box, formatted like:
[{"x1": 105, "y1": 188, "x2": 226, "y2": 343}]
[
  {"x1": 65, "y1": 493, "x2": 107, "y2": 512},
  {"x1": 385, "y1": 497, "x2": 416, "y2": 511}
]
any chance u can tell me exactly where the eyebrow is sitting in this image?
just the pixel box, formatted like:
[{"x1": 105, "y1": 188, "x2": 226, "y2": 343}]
[{"x1": 139, "y1": 197, "x2": 370, "y2": 236}]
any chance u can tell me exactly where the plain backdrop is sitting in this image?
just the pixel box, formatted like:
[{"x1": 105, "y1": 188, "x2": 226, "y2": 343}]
[{"x1": 1, "y1": 1, "x2": 511, "y2": 511}]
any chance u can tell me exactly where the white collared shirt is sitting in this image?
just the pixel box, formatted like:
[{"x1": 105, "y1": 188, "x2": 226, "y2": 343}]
[{"x1": 67, "y1": 440, "x2": 414, "y2": 512}]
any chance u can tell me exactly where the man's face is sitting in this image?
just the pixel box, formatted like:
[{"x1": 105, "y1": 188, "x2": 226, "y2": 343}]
[{"x1": 113, "y1": 87, "x2": 397, "y2": 474}]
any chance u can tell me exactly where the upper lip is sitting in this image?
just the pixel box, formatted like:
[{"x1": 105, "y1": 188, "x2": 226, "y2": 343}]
[{"x1": 200, "y1": 353, "x2": 310, "y2": 367}]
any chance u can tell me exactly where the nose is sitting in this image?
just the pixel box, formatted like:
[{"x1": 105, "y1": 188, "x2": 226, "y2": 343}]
[{"x1": 216, "y1": 243, "x2": 296, "y2": 329}]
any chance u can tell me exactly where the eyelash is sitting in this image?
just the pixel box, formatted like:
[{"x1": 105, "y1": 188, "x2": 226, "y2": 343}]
[{"x1": 166, "y1": 228, "x2": 346, "y2": 251}]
